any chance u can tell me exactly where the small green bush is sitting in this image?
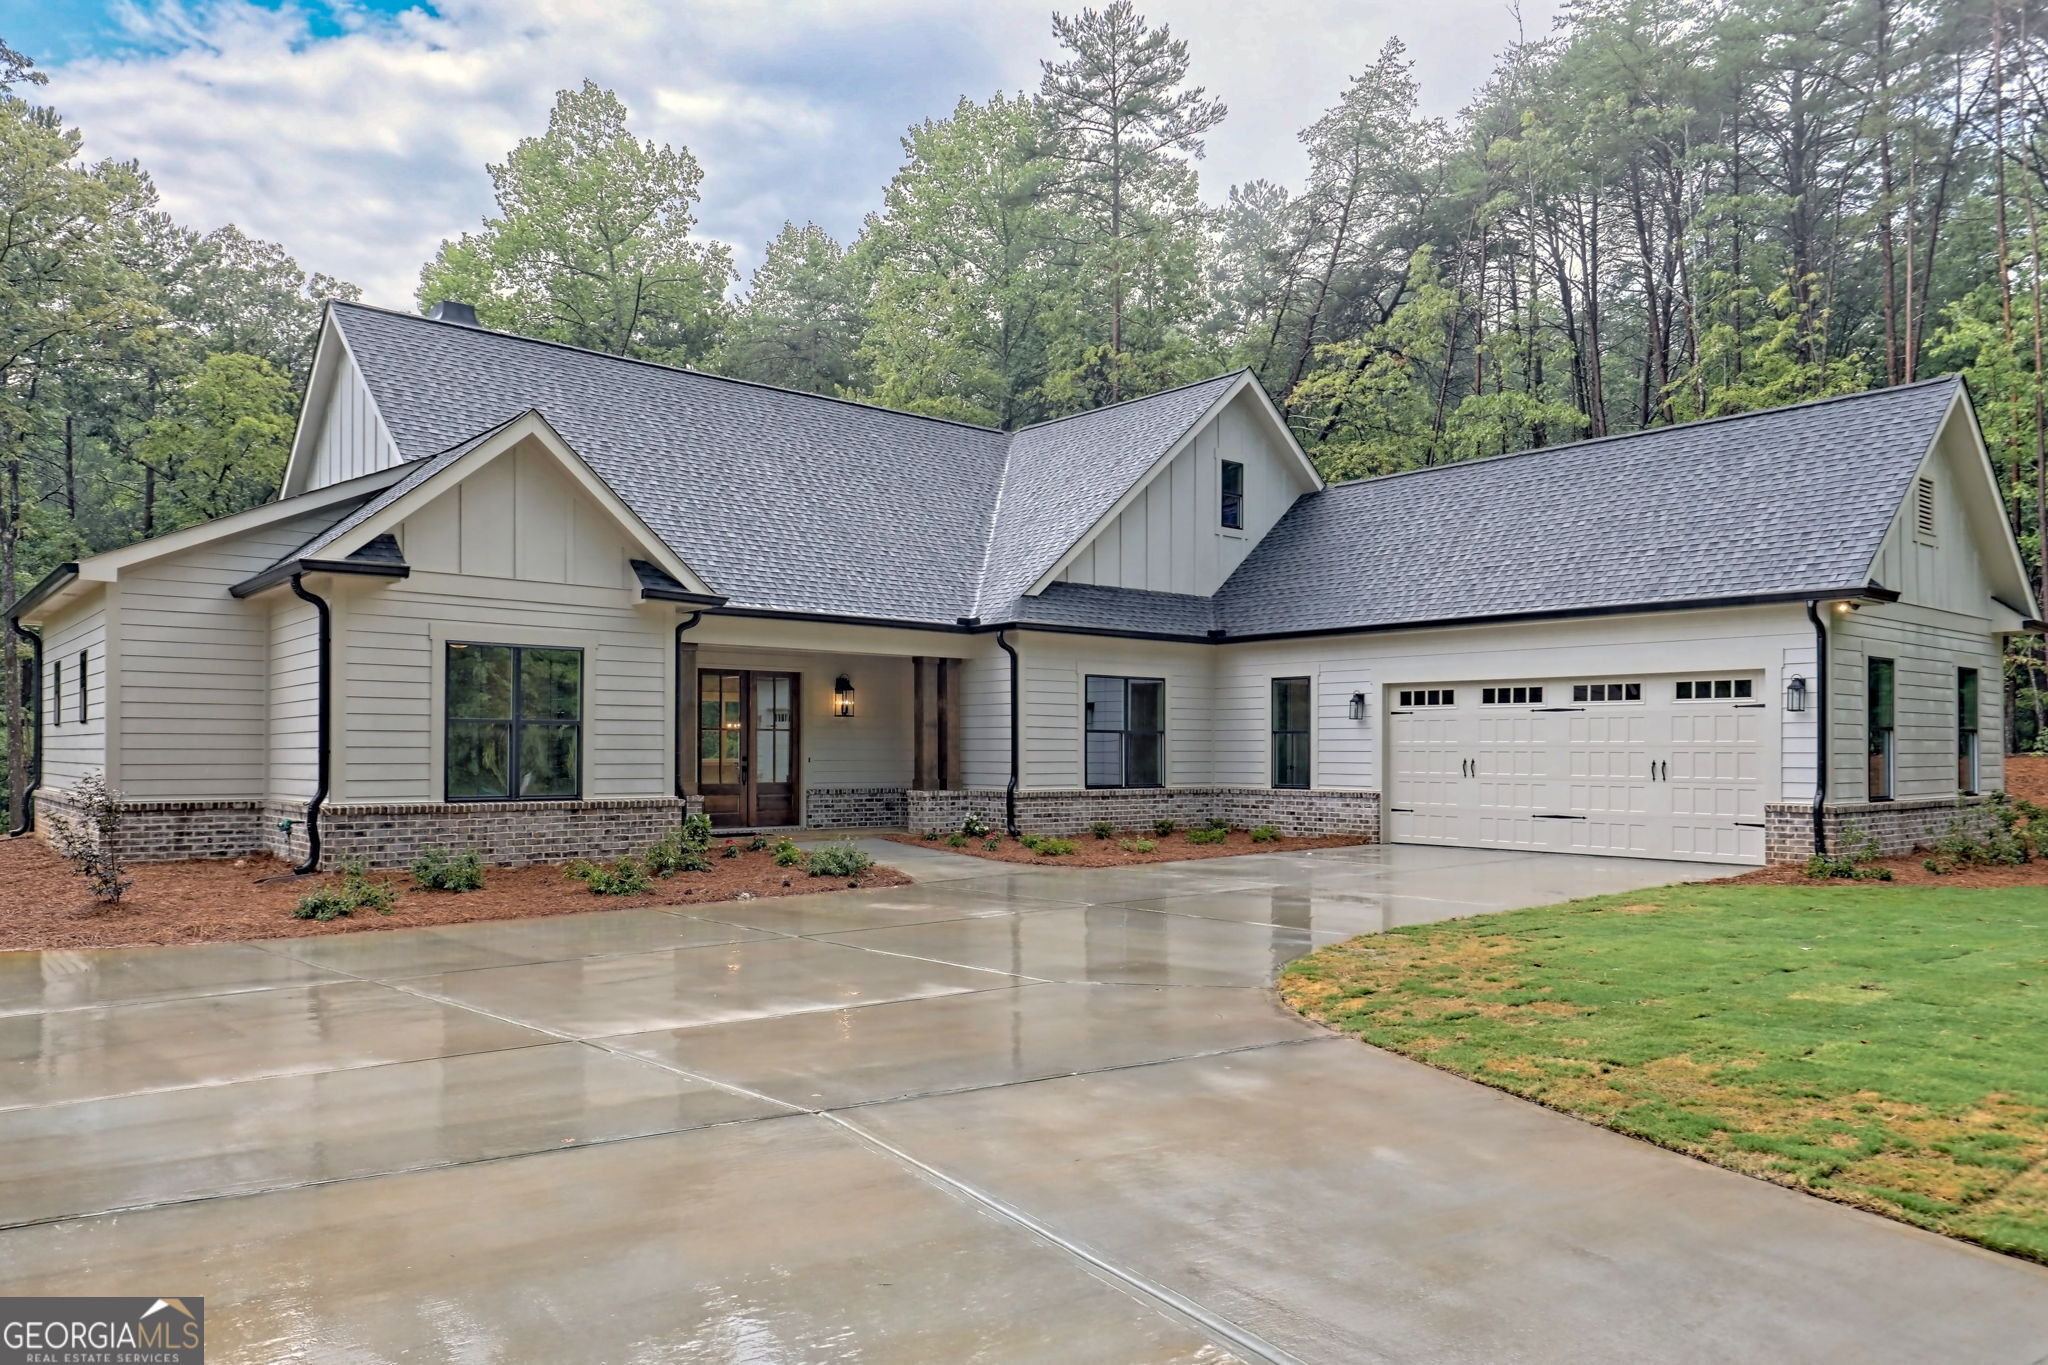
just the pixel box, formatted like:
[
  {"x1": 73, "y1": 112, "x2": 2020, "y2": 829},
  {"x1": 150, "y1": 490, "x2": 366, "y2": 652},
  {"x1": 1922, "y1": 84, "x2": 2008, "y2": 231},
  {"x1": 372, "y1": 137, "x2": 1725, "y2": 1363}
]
[
  {"x1": 807, "y1": 841, "x2": 876, "y2": 879},
  {"x1": 568, "y1": 857, "x2": 653, "y2": 895},
  {"x1": 962, "y1": 812, "x2": 993, "y2": 837},
  {"x1": 1250, "y1": 825, "x2": 1280, "y2": 842},
  {"x1": 946, "y1": 832, "x2": 969, "y2": 848},
  {"x1": 294, "y1": 858, "x2": 398, "y2": 919},
  {"x1": 410, "y1": 846, "x2": 485, "y2": 892},
  {"x1": 720, "y1": 840, "x2": 740, "y2": 858},
  {"x1": 983, "y1": 836, "x2": 1002, "y2": 851},
  {"x1": 1923, "y1": 795, "x2": 2042, "y2": 875},
  {"x1": 1187, "y1": 826, "x2": 1229, "y2": 845},
  {"x1": 772, "y1": 838, "x2": 808, "y2": 868},
  {"x1": 1090, "y1": 821, "x2": 1114, "y2": 840},
  {"x1": 680, "y1": 812, "x2": 715, "y2": 851},
  {"x1": 1152, "y1": 818, "x2": 1177, "y2": 837},
  {"x1": 1805, "y1": 829, "x2": 1892, "y2": 881},
  {"x1": 747, "y1": 834, "x2": 770, "y2": 852},
  {"x1": 647, "y1": 830, "x2": 715, "y2": 878},
  {"x1": 1117, "y1": 837, "x2": 1158, "y2": 854},
  {"x1": 1204, "y1": 817, "x2": 1230, "y2": 832},
  {"x1": 922, "y1": 830, "x2": 941, "y2": 841},
  {"x1": 1031, "y1": 837, "x2": 1077, "y2": 856},
  {"x1": 291, "y1": 885, "x2": 354, "y2": 921}
]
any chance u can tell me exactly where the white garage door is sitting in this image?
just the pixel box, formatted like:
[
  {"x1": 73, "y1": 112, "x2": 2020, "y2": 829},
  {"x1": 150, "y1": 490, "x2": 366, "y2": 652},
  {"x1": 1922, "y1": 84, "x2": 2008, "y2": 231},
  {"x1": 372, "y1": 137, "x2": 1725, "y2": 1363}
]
[{"x1": 1385, "y1": 674, "x2": 1766, "y2": 864}]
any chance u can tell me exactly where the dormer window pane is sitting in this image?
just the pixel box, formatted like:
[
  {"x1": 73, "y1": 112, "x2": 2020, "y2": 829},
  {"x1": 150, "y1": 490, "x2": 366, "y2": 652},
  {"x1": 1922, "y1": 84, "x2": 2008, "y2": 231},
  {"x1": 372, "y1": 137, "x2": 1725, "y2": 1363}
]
[{"x1": 1221, "y1": 460, "x2": 1244, "y2": 529}]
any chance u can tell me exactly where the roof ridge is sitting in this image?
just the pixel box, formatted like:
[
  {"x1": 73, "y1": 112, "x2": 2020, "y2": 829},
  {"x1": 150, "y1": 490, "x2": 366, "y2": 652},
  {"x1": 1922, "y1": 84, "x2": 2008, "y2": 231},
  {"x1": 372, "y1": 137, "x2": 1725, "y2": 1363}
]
[
  {"x1": 1316, "y1": 376, "x2": 1963, "y2": 496},
  {"x1": 1010, "y1": 369, "x2": 1249, "y2": 433},
  {"x1": 328, "y1": 299, "x2": 1010, "y2": 436}
]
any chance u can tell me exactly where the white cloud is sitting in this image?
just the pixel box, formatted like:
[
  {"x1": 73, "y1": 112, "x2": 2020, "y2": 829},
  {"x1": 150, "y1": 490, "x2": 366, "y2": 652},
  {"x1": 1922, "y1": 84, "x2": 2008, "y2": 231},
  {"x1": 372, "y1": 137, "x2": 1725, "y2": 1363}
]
[{"x1": 39, "y1": 0, "x2": 1557, "y2": 307}]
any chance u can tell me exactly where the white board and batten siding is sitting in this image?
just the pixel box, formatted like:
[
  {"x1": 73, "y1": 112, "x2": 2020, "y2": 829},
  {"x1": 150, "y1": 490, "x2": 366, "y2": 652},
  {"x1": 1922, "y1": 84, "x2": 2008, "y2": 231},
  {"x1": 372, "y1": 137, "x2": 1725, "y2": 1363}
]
[
  {"x1": 37, "y1": 595, "x2": 109, "y2": 789},
  {"x1": 116, "y1": 506, "x2": 358, "y2": 801},
  {"x1": 1055, "y1": 390, "x2": 1318, "y2": 597},
  {"x1": 334, "y1": 440, "x2": 675, "y2": 804},
  {"x1": 301, "y1": 339, "x2": 403, "y2": 492}
]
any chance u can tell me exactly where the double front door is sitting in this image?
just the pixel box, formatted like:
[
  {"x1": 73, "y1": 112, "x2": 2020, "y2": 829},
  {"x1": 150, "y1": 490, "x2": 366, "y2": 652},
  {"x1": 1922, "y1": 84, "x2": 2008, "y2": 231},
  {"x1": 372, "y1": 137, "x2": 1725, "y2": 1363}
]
[{"x1": 697, "y1": 670, "x2": 798, "y2": 829}]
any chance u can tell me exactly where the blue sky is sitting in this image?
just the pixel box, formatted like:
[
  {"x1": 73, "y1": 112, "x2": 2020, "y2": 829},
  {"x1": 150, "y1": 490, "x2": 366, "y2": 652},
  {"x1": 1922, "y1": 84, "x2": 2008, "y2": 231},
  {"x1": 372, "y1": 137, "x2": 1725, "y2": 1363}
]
[{"x1": 4, "y1": 0, "x2": 1556, "y2": 306}]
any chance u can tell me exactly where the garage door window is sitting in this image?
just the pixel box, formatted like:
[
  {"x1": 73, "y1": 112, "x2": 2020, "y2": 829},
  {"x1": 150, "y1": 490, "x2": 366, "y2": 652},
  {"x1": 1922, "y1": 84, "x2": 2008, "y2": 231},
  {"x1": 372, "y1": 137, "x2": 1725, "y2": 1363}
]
[
  {"x1": 1481, "y1": 686, "x2": 1543, "y2": 704},
  {"x1": 1085, "y1": 676, "x2": 1164, "y2": 789},
  {"x1": 1676, "y1": 678, "x2": 1753, "y2": 700},
  {"x1": 1571, "y1": 681, "x2": 1641, "y2": 702},
  {"x1": 1958, "y1": 667, "x2": 1980, "y2": 795},
  {"x1": 1868, "y1": 658, "x2": 1896, "y2": 801},
  {"x1": 1396, "y1": 689, "x2": 1456, "y2": 707},
  {"x1": 1271, "y1": 677, "x2": 1311, "y2": 789}
]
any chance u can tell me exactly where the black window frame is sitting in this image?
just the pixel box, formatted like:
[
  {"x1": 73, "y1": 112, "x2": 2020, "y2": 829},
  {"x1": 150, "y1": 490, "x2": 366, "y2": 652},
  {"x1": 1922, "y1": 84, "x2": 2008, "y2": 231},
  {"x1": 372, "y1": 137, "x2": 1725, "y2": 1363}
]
[
  {"x1": 1084, "y1": 675, "x2": 1165, "y2": 790},
  {"x1": 49, "y1": 658, "x2": 60, "y2": 729},
  {"x1": 444, "y1": 642, "x2": 585, "y2": 803},
  {"x1": 1867, "y1": 657, "x2": 1896, "y2": 801},
  {"x1": 1220, "y1": 459, "x2": 1244, "y2": 530},
  {"x1": 77, "y1": 648, "x2": 87, "y2": 725},
  {"x1": 1958, "y1": 667, "x2": 1980, "y2": 795},
  {"x1": 1271, "y1": 676, "x2": 1311, "y2": 790}
]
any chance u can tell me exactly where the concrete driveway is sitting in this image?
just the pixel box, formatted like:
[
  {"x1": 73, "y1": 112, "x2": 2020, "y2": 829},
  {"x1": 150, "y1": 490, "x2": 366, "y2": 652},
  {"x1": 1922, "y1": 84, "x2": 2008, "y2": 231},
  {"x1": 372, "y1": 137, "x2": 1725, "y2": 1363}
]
[{"x1": 3, "y1": 841, "x2": 2046, "y2": 1363}]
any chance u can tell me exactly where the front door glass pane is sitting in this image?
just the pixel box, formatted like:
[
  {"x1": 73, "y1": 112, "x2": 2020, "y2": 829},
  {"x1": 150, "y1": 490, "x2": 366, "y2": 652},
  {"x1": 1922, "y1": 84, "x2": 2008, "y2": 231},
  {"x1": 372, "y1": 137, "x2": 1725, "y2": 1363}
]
[
  {"x1": 756, "y1": 675, "x2": 792, "y2": 784},
  {"x1": 699, "y1": 672, "x2": 742, "y2": 785}
]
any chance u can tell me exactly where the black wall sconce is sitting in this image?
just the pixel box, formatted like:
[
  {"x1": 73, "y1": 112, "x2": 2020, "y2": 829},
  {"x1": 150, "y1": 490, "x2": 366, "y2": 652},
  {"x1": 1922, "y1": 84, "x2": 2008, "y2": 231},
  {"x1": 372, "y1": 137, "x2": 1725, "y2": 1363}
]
[
  {"x1": 833, "y1": 674, "x2": 856, "y2": 717},
  {"x1": 1784, "y1": 675, "x2": 1808, "y2": 712},
  {"x1": 1348, "y1": 691, "x2": 1367, "y2": 721}
]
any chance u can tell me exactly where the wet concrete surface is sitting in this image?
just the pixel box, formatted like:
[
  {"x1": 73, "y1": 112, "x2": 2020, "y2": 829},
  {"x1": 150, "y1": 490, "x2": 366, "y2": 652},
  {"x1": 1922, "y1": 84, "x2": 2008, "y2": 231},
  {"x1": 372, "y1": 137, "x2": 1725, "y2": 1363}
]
[{"x1": 4, "y1": 838, "x2": 2047, "y2": 1362}]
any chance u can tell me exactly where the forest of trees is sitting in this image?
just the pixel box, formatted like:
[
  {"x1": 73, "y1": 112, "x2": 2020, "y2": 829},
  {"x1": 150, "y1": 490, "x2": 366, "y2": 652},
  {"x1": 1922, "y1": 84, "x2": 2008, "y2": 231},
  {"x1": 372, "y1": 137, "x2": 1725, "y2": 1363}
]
[{"x1": 5, "y1": 0, "x2": 2048, "y2": 819}]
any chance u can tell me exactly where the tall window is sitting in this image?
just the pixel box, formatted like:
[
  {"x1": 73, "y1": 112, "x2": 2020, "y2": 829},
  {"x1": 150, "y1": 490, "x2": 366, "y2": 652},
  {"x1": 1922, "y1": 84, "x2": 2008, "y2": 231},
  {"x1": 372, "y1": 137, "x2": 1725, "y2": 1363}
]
[
  {"x1": 49, "y1": 659, "x2": 60, "y2": 729},
  {"x1": 1867, "y1": 657, "x2": 1895, "y2": 801},
  {"x1": 1220, "y1": 459, "x2": 1244, "y2": 529},
  {"x1": 446, "y1": 643, "x2": 582, "y2": 800},
  {"x1": 77, "y1": 649, "x2": 88, "y2": 724},
  {"x1": 1085, "y1": 676, "x2": 1163, "y2": 788},
  {"x1": 1271, "y1": 677, "x2": 1311, "y2": 790},
  {"x1": 1958, "y1": 667, "x2": 1980, "y2": 795}
]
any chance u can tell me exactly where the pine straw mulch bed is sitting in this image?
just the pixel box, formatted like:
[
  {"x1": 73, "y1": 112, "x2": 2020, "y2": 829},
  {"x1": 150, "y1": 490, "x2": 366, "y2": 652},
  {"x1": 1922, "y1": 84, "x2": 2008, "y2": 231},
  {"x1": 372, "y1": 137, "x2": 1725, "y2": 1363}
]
[
  {"x1": 1715, "y1": 756, "x2": 2048, "y2": 889},
  {"x1": 885, "y1": 827, "x2": 1363, "y2": 866},
  {"x1": 0, "y1": 835, "x2": 909, "y2": 952}
]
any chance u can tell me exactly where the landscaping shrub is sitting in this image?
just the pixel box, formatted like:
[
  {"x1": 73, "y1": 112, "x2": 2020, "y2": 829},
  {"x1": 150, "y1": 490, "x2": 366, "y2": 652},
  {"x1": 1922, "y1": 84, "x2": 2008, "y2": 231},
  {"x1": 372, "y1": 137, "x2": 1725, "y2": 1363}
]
[
  {"x1": 645, "y1": 829, "x2": 712, "y2": 877},
  {"x1": 46, "y1": 771, "x2": 132, "y2": 904},
  {"x1": 1118, "y1": 837, "x2": 1158, "y2": 853},
  {"x1": 720, "y1": 840, "x2": 739, "y2": 858},
  {"x1": 961, "y1": 812, "x2": 993, "y2": 837},
  {"x1": 747, "y1": 834, "x2": 770, "y2": 852},
  {"x1": 680, "y1": 812, "x2": 714, "y2": 851},
  {"x1": 1806, "y1": 829, "x2": 1893, "y2": 881},
  {"x1": 1923, "y1": 795, "x2": 2043, "y2": 875},
  {"x1": 568, "y1": 857, "x2": 653, "y2": 895},
  {"x1": 1152, "y1": 818, "x2": 1176, "y2": 836},
  {"x1": 807, "y1": 841, "x2": 876, "y2": 879},
  {"x1": 1090, "y1": 821, "x2": 1114, "y2": 840},
  {"x1": 1250, "y1": 825, "x2": 1280, "y2": 842},
  {"x1": 772, "y1": 838, "x2": 808, "y2": 868},
  {"x1": 1204, "y1": 817, "x2": 1229, "y2": 832},
  {"x1": 1187, "y1": 826, "x2": 1228, "y2": 845},
  {"x1": 295, "y1": 857, "x2": 398, "y2": 919},
  {"x1": 982, "y1": 835, "x2": 1001, "y2": 851},
  {"x1": 1030, "y1": 836, "x2": 1077, "y2": 856},
  {"x1": 410, "y1": 846, "x2": 485, "y2": 892},
  {"x1": 946, "y1": 832, "x2": 969, "y2": 848}
]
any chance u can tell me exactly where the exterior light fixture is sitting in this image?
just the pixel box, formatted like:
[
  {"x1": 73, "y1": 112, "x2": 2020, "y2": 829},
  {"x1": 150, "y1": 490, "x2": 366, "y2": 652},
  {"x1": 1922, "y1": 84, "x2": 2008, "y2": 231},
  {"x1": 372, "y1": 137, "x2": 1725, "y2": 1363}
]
[
  {"x1": 1784, "y1": 675, "x2": 1807, "y2": 712},
  {"x1": 1348, "y1": 692, "x2": 1367, "y2": 721},
  {"x1": 833, "y1": 675, "x2": 856, "y2": 717}
]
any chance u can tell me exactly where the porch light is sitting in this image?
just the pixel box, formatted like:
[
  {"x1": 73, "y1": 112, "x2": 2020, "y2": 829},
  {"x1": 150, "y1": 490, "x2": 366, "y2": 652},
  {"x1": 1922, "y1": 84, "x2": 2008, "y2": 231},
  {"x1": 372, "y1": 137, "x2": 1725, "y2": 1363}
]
[
  {"x1": 1784, "y1": 675, "x2": 1808, "y2": 712},
  {"x1": 1348, "y1": 692, "x2": 1367, "y2": 722},
  {"x1": 833, "y1": 675, "x2": 856, "y2": 717}
]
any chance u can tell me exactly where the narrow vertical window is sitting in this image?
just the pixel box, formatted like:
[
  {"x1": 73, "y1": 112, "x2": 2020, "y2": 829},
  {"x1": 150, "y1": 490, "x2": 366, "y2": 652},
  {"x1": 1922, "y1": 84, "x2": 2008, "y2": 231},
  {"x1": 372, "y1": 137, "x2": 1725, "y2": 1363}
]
[
  {"x1": 1084, "y1": 675, "x2": 1164, "y2": 788},
  {"x1": 49, "y1": 659, "x2": 61, "y2": 729},
  {"x1": 1220, "y1": 459, "x2": 1244, "y2": 530},
  {"x1": 77, "y1": 649, "x2": 88, "y2": 724},
  {"x1": 1957, "y1": 667, "x2": 1980, "y2": 795},
  {"x1": 1867, "y1": 658, "x2": 1895, "y2": 801},
  {"x1": 1271, "y1": 676, "x2": 1311, "y2": 790}
]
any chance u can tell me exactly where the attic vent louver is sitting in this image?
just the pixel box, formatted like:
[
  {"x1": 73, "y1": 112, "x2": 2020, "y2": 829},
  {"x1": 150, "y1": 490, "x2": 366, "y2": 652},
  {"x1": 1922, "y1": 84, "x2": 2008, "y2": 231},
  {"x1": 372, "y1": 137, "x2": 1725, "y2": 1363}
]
[
  {"x1": 426, "y1": 300, "x2": 480, "y2": 326},
  {"x1": 1913, "y1": 475, "x2": 1937, "y2": 547}
]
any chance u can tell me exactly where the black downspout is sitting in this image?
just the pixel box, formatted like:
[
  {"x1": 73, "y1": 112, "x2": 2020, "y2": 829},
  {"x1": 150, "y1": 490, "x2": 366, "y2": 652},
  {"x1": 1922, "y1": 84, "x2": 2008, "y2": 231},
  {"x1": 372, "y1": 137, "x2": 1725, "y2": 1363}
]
[
  {"x1": 1805, "y1": 599, "x2": 1829, "y2": 857},
  {"x1": 996, "y1": 628, "x2": 1020, "y2": 836},
  {"x1": 7, "y1": 623, "x2": 43, "y2": 837},
  {"x1": 290, "y1": 575, "x2": 331, "y2": 875},
  {"x1": 674, "y1": 612, "x2": 703, "y2": 830}
]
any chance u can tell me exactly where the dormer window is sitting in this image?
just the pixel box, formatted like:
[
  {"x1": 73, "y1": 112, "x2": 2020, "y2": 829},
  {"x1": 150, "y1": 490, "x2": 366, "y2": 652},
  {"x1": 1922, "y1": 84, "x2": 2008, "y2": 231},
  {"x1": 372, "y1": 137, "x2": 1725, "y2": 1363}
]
[{"x1": 1221, "y1": 460, "x2": 1244, "y2": 529}]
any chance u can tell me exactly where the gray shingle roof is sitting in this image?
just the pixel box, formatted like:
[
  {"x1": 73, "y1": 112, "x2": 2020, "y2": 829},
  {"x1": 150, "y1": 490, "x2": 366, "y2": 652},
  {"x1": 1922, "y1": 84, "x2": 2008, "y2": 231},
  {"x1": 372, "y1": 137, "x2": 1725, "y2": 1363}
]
[
  {"x1": 318, "y1": 304, "x2": 1962, "y2": 640},
  {"x1": 1214, "y1": 376, "x2": 1963, "y2": 638}
]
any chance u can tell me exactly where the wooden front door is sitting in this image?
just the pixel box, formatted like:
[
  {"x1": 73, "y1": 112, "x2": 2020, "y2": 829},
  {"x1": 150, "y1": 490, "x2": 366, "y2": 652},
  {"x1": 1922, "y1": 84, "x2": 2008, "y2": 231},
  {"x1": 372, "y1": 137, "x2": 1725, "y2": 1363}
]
[{"x1": 697, "y1": 670, "x2": 799, "y2": 829}]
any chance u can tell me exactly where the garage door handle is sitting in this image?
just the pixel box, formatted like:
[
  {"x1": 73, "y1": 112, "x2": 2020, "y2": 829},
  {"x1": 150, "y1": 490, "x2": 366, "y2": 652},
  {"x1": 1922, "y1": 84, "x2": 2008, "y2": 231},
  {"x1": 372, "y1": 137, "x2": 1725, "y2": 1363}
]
[
  {"x1": 1733, "y1": 821, "x2": 1765, "y2": 828},
  {"x1": 1533, "y1": 706, "x2": 1585, "y2": 712},
  {"x1": 1532, "y1": 814, "x2": 1587, "y2": 820}
]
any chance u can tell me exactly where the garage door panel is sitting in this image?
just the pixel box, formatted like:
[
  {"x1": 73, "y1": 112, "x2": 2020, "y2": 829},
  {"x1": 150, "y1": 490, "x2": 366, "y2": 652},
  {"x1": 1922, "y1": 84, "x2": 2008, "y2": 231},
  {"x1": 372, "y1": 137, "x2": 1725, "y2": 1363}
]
[{"x1": 1387, "y1": 674, "x2": 1764, "y2": 866}]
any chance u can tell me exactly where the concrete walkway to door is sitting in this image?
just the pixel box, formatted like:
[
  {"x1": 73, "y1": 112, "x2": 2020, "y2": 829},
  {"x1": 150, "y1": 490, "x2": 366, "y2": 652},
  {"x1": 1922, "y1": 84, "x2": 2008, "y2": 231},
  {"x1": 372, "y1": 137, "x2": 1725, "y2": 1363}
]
[{"x1": 2, "y1": 840, "x2": 2046, "y2": 1363}]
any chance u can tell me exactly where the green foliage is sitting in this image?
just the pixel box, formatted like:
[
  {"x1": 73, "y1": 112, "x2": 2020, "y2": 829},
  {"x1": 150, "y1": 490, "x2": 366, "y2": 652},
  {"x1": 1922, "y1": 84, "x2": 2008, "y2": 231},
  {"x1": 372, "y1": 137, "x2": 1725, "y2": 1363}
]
[
  {"x1": 410, "y1": 846, "x2": 485, "y2": 892},
  {"x1": 1152, "y1": 818, "x2": 1177, "y2": 836},
  {"x1": 1923, "y1": 797, "x2": 2043, "y2": 876},
  {"x1": 1090, "y1": 820, "x2": 1115, "y2": 839},
  {"x1": 946, "y1": 832, "x2": 970, "y2": 848},
  {"x1": 720, "y1": 840, "x2": 740, "y2": 858},
  {"x1": 132, "y1": 353, "x2": 295, "y2": 533},
  {"x1": 44, "y1": 771, "x2": 132, "y2": 903},
  {"x1": 295, "y1": 857, "x2": 397, "y2": 919},
  {"x1": 1250, "y1": 825, "x2": 1280, "y2": 842},
  {"x1": 1021, "y1": 834, "x2": 1077, "y2": 856},
  {"x1": 960, "y1": 813, "x2": 993, "y2": 838},
  {"x1": 1805, "y1": 829, "x2": 1894, "y2": 882},
  {"x1": 771, "y1": 838, "x2": 807, "y2": 868},
  {"x1": 416, "y1": 80, "x2": 733, "y2": 364},
  {"x1": 1187, "y1": 826, "x2": 1229, "y2": 845},
  {"x1": 747, "y1": 834, "x2": 770, "y2": 852},
  {"x1": 1204, "y1": 817, "x2": 1229, "y2": 832},
  {"x1": 983, "y1": 836, "x2": 1002, "y2": 852},
  {"x1": 567, "y1": 857, "x2": 653, "y2": 896},
  {"x1": 646, "y1": 824, "x2": 714, "y2": 877},
  {"x1": 719, "y1": 222, "x2": 869, "y2": 395},
  {"x1": 1117, "y1": 837, "x2": 1159, "y2": 854},
  {"x1": 807, "y1": 841, "x2": 876, "y2": 879}
]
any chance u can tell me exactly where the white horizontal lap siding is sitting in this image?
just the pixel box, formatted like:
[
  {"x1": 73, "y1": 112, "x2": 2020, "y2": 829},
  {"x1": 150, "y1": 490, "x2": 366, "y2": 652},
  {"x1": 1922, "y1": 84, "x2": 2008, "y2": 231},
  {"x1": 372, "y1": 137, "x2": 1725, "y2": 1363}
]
[
  {"x1": 38, "y1": 600, "x2": 107, "y2": 788},
  {"x1": 1780, "y1": 641, "x2": 1819, "y2": 803},
  {"x1": 115, "y1": 507, "x2": 346, "y2": 800},
  {"x1": 1015, "y1": 633, "x2": 1213, "y2": 791},
  {"x1": 1830, "y1": 606, "x2": 2003, "y2": 803},
  {"x1": 1213, "y1": 641, "x2": 1373, "y2": 791},
  {"x1": 956, "y1": 644, "x2": 1012, "y2": 789},
  {"x1": 694, "y1": 648, "x2": 914, "y2": 791},
  {"x1": 268, "y1": 596, "x2": 320, "y2": 802}
]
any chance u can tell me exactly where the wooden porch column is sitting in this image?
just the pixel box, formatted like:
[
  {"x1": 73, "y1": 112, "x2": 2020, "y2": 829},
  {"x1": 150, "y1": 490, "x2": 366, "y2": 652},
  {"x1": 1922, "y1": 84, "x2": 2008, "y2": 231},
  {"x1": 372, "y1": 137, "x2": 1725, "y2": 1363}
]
[{"x1": 914, "y1": 657, "x2": 959, "y2": 790}]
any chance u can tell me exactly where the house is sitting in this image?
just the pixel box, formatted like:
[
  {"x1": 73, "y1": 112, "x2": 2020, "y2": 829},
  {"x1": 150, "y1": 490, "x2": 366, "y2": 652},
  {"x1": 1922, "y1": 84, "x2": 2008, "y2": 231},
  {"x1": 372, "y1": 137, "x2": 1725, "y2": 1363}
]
[{"x1": 6, "y1": 301, "x2": 2039, "y2": 870}]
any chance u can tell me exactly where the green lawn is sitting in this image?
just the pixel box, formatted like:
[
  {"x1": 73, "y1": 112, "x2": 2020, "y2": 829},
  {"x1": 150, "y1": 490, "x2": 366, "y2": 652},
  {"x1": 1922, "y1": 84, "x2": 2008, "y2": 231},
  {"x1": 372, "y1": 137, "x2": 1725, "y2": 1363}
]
[{"x1": 1280, "y1": 884, "x2": 2048, "y2": 1262}]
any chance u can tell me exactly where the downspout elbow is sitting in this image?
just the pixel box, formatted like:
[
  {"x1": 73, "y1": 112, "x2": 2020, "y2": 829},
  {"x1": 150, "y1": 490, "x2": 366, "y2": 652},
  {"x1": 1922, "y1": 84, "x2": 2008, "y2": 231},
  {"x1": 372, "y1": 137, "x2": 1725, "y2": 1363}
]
[
  {"x1": 996, "y1": 628, "x2": 1020, "y2": 836},
  {"x1": 289, "y1": 575, "x2": 331, "y2": 875},
  {"x1": 1805, "y1": 599, "x2": 1829, "y2": 857},
  {"x1": 7, "y1": 623, "x2": 43, "y2": 837}
]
